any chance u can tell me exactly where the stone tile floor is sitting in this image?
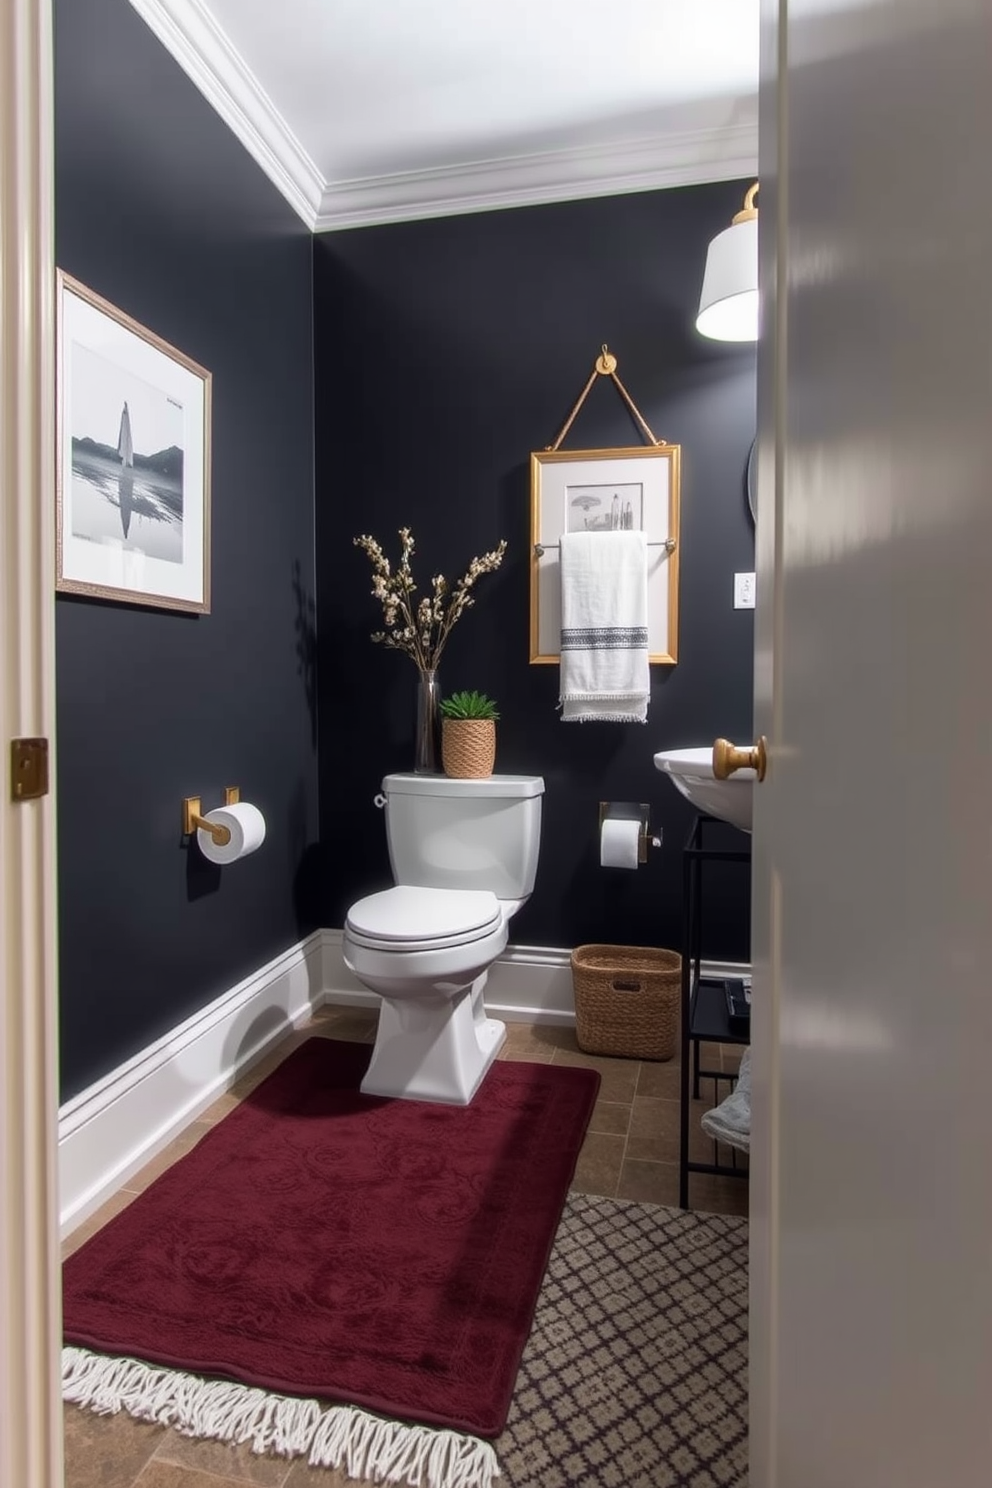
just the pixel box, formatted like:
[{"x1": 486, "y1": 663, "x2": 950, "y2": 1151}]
[{"x1": 62, "y1": 1005, "x2": 748, "y2": 1487}]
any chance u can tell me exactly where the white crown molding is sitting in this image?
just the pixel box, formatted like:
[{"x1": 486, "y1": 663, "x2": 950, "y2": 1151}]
[
  {"x1": 126, "y1": 0, "x2": 323, "y2": 228},
  {"x1": 314, "y1": 124, "x2": 760, "y2": 233},
  {"x1": 125, "y1": 1, "x2": 756, "y2": 233}
]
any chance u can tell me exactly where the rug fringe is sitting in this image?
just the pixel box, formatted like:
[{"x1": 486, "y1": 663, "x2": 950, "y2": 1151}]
[{"x1": 62, "y1": 1347, "x2": 500, "y2": 1488}]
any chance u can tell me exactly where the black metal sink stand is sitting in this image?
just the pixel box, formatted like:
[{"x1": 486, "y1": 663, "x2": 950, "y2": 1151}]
[{"x1": 679, "y1": 813, "x2": 752, "y2": 1209}]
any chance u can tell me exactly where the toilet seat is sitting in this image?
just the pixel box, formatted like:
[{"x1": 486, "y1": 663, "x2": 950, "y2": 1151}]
[{"x1": 344, "y1": 885, "x2": 503, "y2": 953}]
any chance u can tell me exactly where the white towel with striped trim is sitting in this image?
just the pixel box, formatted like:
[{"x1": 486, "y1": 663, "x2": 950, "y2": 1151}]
[{"x1": 559, "y1": 530, "x2": 650, "y2": 723}]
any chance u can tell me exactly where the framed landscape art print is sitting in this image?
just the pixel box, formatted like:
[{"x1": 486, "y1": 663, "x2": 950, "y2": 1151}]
[{"x1": 56, "y1": 271, "x2": 212, "y2": 613}]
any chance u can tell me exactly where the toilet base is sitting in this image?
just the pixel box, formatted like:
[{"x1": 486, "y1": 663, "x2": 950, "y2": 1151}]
[{"x1": 360, "y1": 974, "x2": 506, "y2": 1105}]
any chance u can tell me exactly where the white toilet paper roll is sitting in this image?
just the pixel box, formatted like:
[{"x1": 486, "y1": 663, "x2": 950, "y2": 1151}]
[
  {"x1": 600, "y1": 817, "x2": 641, "y2": 870},
  {"x1": 197, "y1": 802, "x2": 266, "y2": 865}
]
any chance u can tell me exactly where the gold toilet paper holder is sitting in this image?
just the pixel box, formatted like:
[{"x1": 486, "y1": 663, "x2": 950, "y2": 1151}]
[
  {"x1": 183, "y1": 786, "x2": 240, "y2": 847},
  {"x1": 599, "y1": 801, "x2": 661, "y2": 865}
]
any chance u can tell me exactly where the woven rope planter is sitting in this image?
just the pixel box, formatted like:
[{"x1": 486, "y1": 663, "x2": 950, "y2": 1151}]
[
  {"x1": 571, "y1": 944, "x2": 681, "y2": 1061},
  {"x1": 441, "y1": 718, "x2": 496, "y2": 778}
]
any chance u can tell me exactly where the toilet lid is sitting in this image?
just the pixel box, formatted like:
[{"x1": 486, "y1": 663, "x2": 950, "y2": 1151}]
[{"x1": 345, "y1": 885, "x2": 503, "y2": 951}]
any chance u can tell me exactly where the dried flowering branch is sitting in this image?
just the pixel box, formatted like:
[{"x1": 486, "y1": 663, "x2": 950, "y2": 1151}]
[{"x1": 353, "y1": 527, "x2": 507, "y2": 671}]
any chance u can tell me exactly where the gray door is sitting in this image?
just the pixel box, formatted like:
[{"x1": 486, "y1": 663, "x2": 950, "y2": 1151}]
[{"x1": 749, "y1": 2, "x2": 992, "y2": 1484}]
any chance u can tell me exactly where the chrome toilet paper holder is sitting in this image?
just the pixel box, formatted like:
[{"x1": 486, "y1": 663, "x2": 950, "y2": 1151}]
[
  {"x1": 183, "y1": 786, "x2": 240, "y2": 847},
  {"x1": 599, "y1": 800, "x2": 662, "y2": 865}
]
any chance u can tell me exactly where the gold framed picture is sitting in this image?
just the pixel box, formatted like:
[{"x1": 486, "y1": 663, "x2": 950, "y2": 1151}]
[
  {"x1": 529, "y1": 444, "x2": 681, "y2": 664},
  {"x1": 56, "y1": 271, "x2": 212, "y2": 613}
]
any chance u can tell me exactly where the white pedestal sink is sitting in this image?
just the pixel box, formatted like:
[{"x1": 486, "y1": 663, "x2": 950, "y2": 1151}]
[{"x1": 653, "y1": 746, "x2": 755, "y2": 832}]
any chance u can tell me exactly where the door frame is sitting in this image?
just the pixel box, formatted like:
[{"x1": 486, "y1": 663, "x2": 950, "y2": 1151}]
[
  {"x1": 747, "y1": 0, "x2": 785, "y2": 1482},
  {"x1": 1, "y1": 1, "x2": 63, "y2": 1485},
  {"x1": 1, "y1": 4, "x2": 787, "y2": 1485}
]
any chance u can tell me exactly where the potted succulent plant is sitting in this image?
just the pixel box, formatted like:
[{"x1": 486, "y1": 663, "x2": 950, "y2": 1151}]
[{"x1": 440, "y1": 691, "x2": 499, "y2": 779}]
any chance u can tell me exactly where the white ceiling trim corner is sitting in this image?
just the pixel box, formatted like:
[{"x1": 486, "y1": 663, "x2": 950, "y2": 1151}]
[
  {"x1": 313, "y1": 124, "x2": 759, "y2": 233},
  {"x1": 127, "y1": 0, "x2": 323, "y2": 227},
  {"x1": 127, "y1": 0, "x2": 758, "y2": 236}
]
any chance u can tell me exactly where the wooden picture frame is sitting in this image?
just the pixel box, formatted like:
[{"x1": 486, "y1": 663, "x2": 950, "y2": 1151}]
[
  {"x1": 529, "y1": 444, "x2": 681, "y2": 664},
  {"x1": 56, "y1": 271, "x2": 212, "y2": 613}
]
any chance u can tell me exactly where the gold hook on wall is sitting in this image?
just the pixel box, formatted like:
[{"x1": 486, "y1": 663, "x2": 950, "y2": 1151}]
[{"x1": 545, "y1": 344, "x2": 663, "y2": 452}]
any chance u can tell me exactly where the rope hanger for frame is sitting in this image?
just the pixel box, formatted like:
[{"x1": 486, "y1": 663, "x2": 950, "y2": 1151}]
[{"x1": 545, "y1": 346, "x2": 664, "y2": 451}]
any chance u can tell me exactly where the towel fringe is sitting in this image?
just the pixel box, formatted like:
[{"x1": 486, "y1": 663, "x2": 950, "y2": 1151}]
[
  {"x1": 559, "y1": 710, "x2": 648, "y2": 723},
  {"x1": 62, "y1": 1347, "x2": 500, "y2": 1488}
]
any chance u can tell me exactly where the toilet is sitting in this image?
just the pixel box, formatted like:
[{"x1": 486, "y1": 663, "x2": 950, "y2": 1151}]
[{"x1": 342, "y1": 771, "x2": 544, "y2": 1105}]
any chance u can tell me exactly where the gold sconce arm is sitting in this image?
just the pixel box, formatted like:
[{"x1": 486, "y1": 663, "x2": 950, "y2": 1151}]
[
  {"x1": 182, "y1": 786, "x2": 240, "y2": 846},
  {"x1": 733, "y1": 182, "x2": 759, "y2": 224}
]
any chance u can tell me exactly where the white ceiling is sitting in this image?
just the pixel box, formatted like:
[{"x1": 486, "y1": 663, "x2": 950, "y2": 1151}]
[{"x1": 128, "y1": 0, "x2": 759, "y2": 231}]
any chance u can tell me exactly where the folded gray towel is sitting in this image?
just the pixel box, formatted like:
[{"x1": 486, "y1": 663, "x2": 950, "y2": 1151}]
[{"x1": 700, "y1": 1047, "x2": 751, "y2": 1154}]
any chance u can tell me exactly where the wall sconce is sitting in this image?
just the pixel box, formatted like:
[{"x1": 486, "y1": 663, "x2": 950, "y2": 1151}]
[{"x1": 696, "y1": 183, "x2": 759, "y2": 342}]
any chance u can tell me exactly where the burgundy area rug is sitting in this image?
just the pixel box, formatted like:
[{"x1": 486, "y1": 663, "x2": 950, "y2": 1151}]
[{"x1": 63, "y1": 1038, "x2": 599, "y2": 1451}]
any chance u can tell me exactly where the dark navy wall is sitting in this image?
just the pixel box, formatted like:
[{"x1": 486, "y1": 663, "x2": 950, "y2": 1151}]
[
  {"x1": 313, "y1": 185, "x2": 755, "y2": 961},
  {"x1": 55, "y1": 0, "x2": 317, "y2": 1100}
]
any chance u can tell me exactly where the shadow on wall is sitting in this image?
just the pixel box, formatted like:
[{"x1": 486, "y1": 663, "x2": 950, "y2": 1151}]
[
  {"x1": 294, "y1": 842, "x2": 325, "y2": 935},
  {"x1": 222, "y1": 1006, "x2": 301, "y2": 1101},
  {"x1": 185, "y1": 831, "x2": 222, "y2": 901},
  {"x1": 293, "y1": 558, "x2": 318, "y2": 750}
]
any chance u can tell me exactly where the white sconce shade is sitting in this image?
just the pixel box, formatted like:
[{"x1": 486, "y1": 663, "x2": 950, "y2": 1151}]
[{"x1": 696, "y1": 184, "x2": 759, "y2": 342}]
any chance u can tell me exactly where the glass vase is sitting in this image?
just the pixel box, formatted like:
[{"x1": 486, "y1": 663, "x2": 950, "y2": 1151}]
[{"x1": 414, "y1": 667, "x2": 441, "y2": 774}]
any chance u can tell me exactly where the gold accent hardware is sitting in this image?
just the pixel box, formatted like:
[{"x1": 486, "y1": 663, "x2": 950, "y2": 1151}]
[
  {"x1": 530, "y1": 441, "x2": 681, "y2": 666},
  {"x1": 712, "y1": 736, "x2": 768, "y2": 782},
  {"x1": 182, "y1": 785, "x2": 241, "y2": 846},
  {"x1": 598, "y1": 801, "x2": 661, "y2": 864},
  {"x1": 533, "y1": 536, "x2": 676, "y2": 558},
  {"x1": 545, "y1": 345, "x2": 665, "y2": 452},
  {"x1": 732, "y1": 182, "x2": 759, "y2": 225},
  {"x1": 10, "y1": 738, "x2": 49, "y2": 801}
]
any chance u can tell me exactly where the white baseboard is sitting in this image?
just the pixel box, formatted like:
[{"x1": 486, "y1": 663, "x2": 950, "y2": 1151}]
[
  {"x1": 321, "y1": 928, "x2": 749, "y2": 1025},
  {"x1": 319, "y1": 928, "x2": 381, "y2": 1009},
  {"x1": 58, "y1": 932, "x2": 325, "y2": 1237},
  {"x1": 60, "y1": 928, "x2": 749, "y2": 1238},
  {"x1": 320, "y1": 929, "x2": 576, "y2": 1023},
  {"x1": 483, "y1": 943, "x2": 578, "y2": 1023},
  {"x1": 484, "y1": 946, "x2": 750, "y2": 1021}
]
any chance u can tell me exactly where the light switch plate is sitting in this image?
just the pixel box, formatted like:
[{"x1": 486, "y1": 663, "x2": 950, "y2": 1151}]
[{"x1": 734, "y1": 572, "x2": 756, "y2": 609}]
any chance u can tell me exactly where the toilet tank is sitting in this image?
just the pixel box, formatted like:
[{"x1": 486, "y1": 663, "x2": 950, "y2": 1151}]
[{"x1": 383, "y1": 773, "x2": 544, "y2": 900}]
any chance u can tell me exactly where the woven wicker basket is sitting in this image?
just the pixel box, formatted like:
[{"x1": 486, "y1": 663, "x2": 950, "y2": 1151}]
[
  {"x1": 442, "y1": 718, "x2": 496, "y2": 778},
  {"x1": 571, "y1": 944, "x2": 681, "y2": 1061}
]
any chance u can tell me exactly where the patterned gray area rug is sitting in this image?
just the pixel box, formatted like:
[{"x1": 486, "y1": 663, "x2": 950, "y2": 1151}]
[
  {"x1": 496, "y1": 1193, "x2": 748, "y2": 1488},
  {"x1": 66, "y1": 1193, "x2": 748, "y2": 1487}
]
